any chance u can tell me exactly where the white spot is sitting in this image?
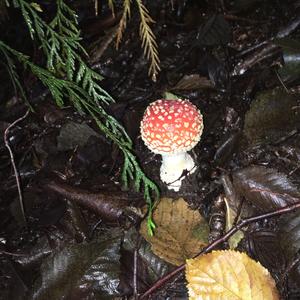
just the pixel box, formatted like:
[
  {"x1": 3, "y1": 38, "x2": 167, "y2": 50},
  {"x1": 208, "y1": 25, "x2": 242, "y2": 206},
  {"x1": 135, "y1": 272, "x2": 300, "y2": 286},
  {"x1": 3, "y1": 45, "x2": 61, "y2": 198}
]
[
  {"x1": 184, "y1": 122, "x2": 189, "y2": 128},
  {"x1": 158, "y1": 115, "x2": 164, "y2": 121},
  {"x1": 168, "y1": 115, "x2": 172, "y2": 120}
]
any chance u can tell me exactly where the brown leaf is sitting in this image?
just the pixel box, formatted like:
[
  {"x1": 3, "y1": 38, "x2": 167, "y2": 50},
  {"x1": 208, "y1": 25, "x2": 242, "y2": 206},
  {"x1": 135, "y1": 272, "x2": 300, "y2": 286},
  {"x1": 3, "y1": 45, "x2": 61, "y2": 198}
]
[
  {"x1": 232, "y1": 166, "x2": 300, "y2": 212},
  {"x1": 140, "y1": 198, "x2": 209, "y2": 266},
  {"x1": 186, "y1": 250, "x2": 279, "y2": 300},
  {"x1": 279, "y1": 211, "x2": 300, "y2": 283},
  {"x1": 171, "y1": 74, "x2": 213, "y2": 91},
  {"x1": 44, "y1": 180, "x2": 136, "y2": 223}
]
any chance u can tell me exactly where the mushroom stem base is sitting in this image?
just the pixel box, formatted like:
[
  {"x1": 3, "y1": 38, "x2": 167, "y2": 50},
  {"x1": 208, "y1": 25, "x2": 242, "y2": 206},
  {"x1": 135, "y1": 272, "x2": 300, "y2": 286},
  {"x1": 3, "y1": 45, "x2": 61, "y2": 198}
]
[{"x1": 160, "y1": 152, "x2": 196, "y2": 191}]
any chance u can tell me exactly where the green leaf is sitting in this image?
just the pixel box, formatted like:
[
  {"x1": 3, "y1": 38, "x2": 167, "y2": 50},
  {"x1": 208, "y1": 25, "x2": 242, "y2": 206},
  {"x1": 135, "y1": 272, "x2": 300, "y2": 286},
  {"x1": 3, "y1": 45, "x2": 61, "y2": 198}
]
[
  {"x1": 30, "y1": 2, "x2": 43, "y2": 12},
  {"x1": 163, "y1": 91, "x2": 180, "y2": 100}
]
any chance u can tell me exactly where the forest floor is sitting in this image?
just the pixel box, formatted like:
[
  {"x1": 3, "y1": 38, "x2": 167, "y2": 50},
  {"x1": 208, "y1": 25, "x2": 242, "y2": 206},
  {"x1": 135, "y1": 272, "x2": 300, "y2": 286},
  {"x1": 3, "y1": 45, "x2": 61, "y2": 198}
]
[{"x1": 1, "y1": 1, "x2": 300, "y2": 299}]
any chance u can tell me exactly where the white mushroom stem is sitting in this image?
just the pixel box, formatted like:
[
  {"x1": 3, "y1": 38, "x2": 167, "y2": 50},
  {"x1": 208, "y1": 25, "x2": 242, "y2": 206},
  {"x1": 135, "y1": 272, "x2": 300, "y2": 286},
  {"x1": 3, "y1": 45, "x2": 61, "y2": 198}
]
[{"x1": 160, "y1": 152, "x2": 196, "y2": 191}]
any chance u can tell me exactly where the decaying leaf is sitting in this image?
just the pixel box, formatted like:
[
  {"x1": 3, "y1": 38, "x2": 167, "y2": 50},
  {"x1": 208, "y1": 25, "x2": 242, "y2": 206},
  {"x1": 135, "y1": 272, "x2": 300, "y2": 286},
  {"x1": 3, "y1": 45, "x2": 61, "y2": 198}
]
[
  {"x1": 31, "y1": 229, "x2": 122, "y2": 300},
  {"x1": 279, "y1": 211, "x2": 300, "y2": 283},
  {"x1": 233, "y1": 0, "x2": 262, "y2": 12},
  {"x1": 233, "y1": 165, "x2": 300, "y2": 212},
  {"x1": 57, "y1": 121, "x2": 99, "y2": 151},
  {"x1": 122, "y1": 228, "x2": 172, "y2": 291},
  {"x1": 186, "y1": 250, "x2": 279, "y2": 300},
  {"x1": 140, "y1": 198, "x2": 209, "y2": 266},
  {"x1": 243, "y1": 87, "x2": 300, "y2": 145},
  {"x1": 275, "y1": 38, "x2": 300, "y2": 82},
  {"x1": 170, "y1": 74, "x2": 213, "y2": 91},
  {"x1": 196, "y1": 15, "x2": 231, "y2": 46},
  {"x1": 245, "y1": 230, "x2": 286, "y2": 274}
]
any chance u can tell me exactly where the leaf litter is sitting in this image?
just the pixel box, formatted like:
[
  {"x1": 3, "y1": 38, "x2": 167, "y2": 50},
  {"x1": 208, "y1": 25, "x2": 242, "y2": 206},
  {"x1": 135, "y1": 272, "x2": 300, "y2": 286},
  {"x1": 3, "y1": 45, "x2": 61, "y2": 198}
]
[{"x1": 1, "y1": 1, "x2": 300, "y2": 299}]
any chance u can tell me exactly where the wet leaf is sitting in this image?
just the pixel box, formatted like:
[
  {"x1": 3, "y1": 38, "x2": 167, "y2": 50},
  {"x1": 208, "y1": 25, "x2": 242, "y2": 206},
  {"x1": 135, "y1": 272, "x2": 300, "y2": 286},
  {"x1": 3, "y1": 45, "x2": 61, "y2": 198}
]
[
  {"x1": 140, "y1": 198, "x2": 209, "y2": 266},
  {"x1": 275, "y1": 38, "x2": 300, "y2": 52},
  {"x1": 123, "y1": 227, "x2": 171, "y2": 288},
  {"x1": 0, "y1": 258, "x2": 28, "y2": 300},
  {"x1": 245, "y1": 230, "x2": 286, "y2": 273},
  {"x1": 275, "y1": 38, "x2": 300, "y2": 82},
  {"x1": 279, "y1": 211, "x2": 300, "y2": 283},
  {"x1": 44, "y1": 180, "x2": 131, "y2": 223},
  {"x1": 196, "y1": 15, "x2": 231, "y2": 46},
  {"x1": 243, "y1": 87, "x2": 300, "y2": 145},
  {"x1": 233, "y1": 0, "x2": 265, "y2": 12},
  {"x1": 170, "y1": 74, "x2": 213, "y2": 91},
  {"x1": 57, "y1": 121, "x2": 99, "y2": 151},
  {"x1": 186, "y1": 250, "x2": 279, "y2": 299},
  {"x1": 232, "y1": 166, "x2": 300, "y2": 212},
  {"x1": 31, "y1": 229, "x2": 122, "y2": 300}
]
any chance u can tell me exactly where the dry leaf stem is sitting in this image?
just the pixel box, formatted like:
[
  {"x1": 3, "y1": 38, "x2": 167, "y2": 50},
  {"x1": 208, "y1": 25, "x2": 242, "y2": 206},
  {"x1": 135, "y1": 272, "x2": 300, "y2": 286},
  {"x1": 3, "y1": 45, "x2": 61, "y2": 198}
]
[{"x1": 4, "y1": 109, "x2": 30, "y2": 226}]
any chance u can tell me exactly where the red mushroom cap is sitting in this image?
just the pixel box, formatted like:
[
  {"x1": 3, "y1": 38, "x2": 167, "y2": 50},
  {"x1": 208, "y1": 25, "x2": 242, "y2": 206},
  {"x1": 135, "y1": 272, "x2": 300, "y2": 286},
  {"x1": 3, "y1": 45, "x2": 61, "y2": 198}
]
[{"x1": 140, "y1": 99, "x2": 203, "y2": 155}]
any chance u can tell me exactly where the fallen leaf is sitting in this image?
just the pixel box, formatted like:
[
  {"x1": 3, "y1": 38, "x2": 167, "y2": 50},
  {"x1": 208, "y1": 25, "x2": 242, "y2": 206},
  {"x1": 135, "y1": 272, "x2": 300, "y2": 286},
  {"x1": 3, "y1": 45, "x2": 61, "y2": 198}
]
[
  {"x1": 30, "y1": 229, "x2": 122, "y2": 300},
  {"x1": 122, "y1": 227, "x2": 172, "y2": 289},
  {"x1": 170, "y1": 74, "x2": 213, "y2": 91},
  {"x1": 196, "y1": 15, "x2": 231, "y2": 46},
  {"x1": 243, "y1": 87, "x2": 300, "y2": 145},
  {"x1": 186, "y1": 250, "x2": 279, "y2": 300},
  {"x1": 232, "y1": 166, "x2": 300, "y2": 212},
  {"x1": 233, "y1": 0, "x2": 262, "y2": 12},
  {"x1": 279, "y1": 211, "x2": 300, "y2": 283},
  {"x1": 245, "y1": 230, "x2": 286, "y2": 273},
  {"x1": 163, "y1": 91, "x2": 180, "y2": 99},
  {"x1": 275, "y1": 38, "x2": 300, "y2": 83},
  {"x1": 57, "y1": 121, "x2": 99, "y2": 151},
  {"x1": 140, "y1": 198, "x2": 209, "y2": 266}
]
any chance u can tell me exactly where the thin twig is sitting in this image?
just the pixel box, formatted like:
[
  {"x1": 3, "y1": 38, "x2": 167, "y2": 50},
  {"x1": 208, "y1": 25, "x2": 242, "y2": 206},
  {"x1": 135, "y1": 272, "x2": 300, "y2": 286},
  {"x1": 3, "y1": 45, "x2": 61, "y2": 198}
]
[
  {"x1": 0, "y1": 250, "x2": 27, "y2": 257},
  {"x1": 134, "y1": 248, "x2": 138, "y2": 298},
  {"x1": 139, "y1": 200, "x2": 300, "y2": 299},
  {"x1": 4, "y1": 109, "x2": 30, "y2": 226},
  {"x1": 275, "y1": 69, "x2": 289, "y2": 94}
]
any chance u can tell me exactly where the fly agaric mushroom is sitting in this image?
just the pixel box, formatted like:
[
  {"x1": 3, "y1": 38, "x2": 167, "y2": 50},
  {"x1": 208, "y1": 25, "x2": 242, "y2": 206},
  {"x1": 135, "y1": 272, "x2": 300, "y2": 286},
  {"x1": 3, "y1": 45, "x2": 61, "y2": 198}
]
[{"x1": 140, "y1": 99, "x2": 203, "y2": 191}]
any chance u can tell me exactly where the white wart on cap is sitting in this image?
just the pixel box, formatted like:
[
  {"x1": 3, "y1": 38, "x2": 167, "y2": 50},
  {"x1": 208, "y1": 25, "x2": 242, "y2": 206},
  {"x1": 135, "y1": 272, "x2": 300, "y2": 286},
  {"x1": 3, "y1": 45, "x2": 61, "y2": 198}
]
[{"x1": 140, "y1": 99, "x2": 204, "y2": 191}]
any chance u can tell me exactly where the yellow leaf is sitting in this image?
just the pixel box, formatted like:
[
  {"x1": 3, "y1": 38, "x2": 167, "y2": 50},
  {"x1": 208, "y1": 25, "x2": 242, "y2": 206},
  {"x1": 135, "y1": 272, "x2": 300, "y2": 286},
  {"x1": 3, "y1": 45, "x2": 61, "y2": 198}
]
[
  {"x1": 186, "y1": 250, "x2": 279, "y2": 300},
  {"x1": 140, "y1": 198, "x2": 209, "y2": 266}
]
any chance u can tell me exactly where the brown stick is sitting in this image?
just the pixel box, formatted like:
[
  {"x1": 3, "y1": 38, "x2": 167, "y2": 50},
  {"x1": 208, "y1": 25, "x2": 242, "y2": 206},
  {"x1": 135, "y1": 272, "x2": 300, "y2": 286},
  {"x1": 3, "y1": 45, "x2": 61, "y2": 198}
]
[
  {"x1": 139, "y1": 201, "x2": 300, "y2": 299},
  {"x1": 4, "y1": 109, "x2": 30, "y2": 226}
]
